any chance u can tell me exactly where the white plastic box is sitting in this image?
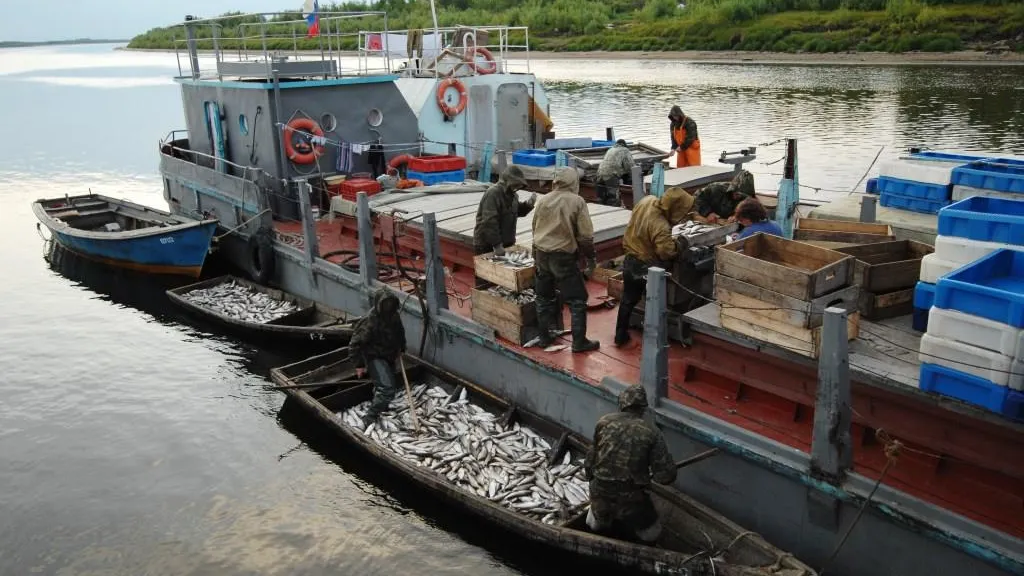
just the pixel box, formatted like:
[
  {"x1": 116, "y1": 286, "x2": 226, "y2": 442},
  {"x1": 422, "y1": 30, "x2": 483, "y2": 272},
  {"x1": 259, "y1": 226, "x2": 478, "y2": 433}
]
[
  {"x1": 878, "y1": 160, "x2": 955, "y2": 186},
  {"x1": 919, "y1": 333, "x2": 1024, "y2": 390},
  {"x1": 919, "y1": 253, "x2": 963, "y2": 284},
  {"x1": 933, "y1": 235, "x2": 1024, "y2": 266},
  {"x1": 952, "y1": 185, "x2": 1024, "y2": 203},
  {"x1": 927, "y1": 306, "x2": 1024, "y2": 358}
]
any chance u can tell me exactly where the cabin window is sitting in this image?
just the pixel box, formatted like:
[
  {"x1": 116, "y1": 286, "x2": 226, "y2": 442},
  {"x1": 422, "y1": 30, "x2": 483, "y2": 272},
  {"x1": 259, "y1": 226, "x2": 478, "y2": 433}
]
[
  {"x1": 321, "y1": 113, "x2": 337, "y2": 132},
  {"x1": 238, "y1": 114, "x2": 249, "y2": 135},
  {"x1": 367, "y1": 108, "x2": 383, "y2": 127}
]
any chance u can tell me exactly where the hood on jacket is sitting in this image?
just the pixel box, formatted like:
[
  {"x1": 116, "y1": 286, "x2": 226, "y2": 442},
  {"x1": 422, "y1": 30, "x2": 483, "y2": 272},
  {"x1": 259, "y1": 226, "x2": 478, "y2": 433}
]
[
  {"x1": 498, "y1": 165, "x2": 527, "y2": 190},
  {"x1": 658, "y1": 187, "x2": 695, "y2": 225},
  {"x1": 551, "y1": 167, "x2": 580, "y2": 195},
  {"x1": 668, "y1": 105, "x2": 683, "y2": 122},
  {"x1": 618, "y1": 384, "x2": 649, "y2": 412},
  {"x1": 728, "y1": 170, "x2": 755, "y2": 199},
  {"x1": 372, "y1": 287, "x2": 399, "y2": 318}
]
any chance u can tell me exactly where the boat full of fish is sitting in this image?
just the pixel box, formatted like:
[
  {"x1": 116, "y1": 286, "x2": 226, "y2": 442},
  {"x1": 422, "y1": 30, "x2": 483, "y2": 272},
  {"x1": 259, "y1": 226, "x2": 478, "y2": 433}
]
[
  {"x1": 487, "y1": 249, "x2": 534, "y2": 269},
  {"x1": 487, "y1": 286, "x2": 536, "y2": 305},
  {"x1": 340, "y1": 384, "x2": 591, "y2": 525},
  {"x1": 184, "y1": 280, "x2": 299, "y2": 323}
]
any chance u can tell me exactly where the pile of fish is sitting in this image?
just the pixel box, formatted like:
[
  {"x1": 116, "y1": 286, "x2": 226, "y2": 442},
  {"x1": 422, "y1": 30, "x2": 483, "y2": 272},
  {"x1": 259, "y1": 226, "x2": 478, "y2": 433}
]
[
  {"x1": 183, "y1": 280, "x2": 299, "y2": 323},
  {"x1": 340, "y1": 384, "x2": 590, "y2": 525},
  {"x1": 487, "y1": 249, "x2": 534, "y2": 269},
  {"x1": 487, "y1": 286, "x2": 536, "y2": 304},
  {"x1": 672, "y1": 221, "x2": 719, "y2": 237}
]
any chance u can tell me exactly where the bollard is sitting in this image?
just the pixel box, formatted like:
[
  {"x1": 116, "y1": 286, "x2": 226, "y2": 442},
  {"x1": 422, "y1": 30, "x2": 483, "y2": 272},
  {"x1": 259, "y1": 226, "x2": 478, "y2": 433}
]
[
  {"x1": 422, "y1": 212, "x2": 449, "y2": 316},
  {"x1": 356, "y1": 192, "x2": 377, "y2": 289},
  {"x1": 860, "y1": 195, "x2": 877, "y2": 223},
  {"x1": 811, "y1": 307, "x2": 853, "y2": 483},
  {"x1": 631, "y1": 165, "x2": 645, "y2": 207},
  {"x1": 640, "y1": 267, "x2": 669, "y2": 406}
]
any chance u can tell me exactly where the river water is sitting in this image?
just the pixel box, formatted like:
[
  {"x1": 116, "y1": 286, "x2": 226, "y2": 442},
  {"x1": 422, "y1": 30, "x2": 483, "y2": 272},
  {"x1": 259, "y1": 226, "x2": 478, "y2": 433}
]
[{"x1": 0, "y1": 43, "x2": 1021, "y2": 576}]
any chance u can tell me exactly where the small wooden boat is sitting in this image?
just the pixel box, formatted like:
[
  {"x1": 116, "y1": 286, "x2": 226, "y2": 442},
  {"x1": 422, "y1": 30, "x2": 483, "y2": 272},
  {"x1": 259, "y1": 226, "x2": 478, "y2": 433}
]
[
  {"x1": 32, "y1": 193, "x2": 218, "y2": 277},
  {"x1": 166, "y1": 275, "x2": 354, "y2": 346},
  {"x1": 270, "y1": 348, "x2": 816, "y2": 576}
]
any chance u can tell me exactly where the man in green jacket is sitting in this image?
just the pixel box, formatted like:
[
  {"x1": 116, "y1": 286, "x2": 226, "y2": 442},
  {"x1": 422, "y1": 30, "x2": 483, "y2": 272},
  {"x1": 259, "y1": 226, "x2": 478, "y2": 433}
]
[{"x1": 473, "y1": 166, "x2": 536, "y2": 256}]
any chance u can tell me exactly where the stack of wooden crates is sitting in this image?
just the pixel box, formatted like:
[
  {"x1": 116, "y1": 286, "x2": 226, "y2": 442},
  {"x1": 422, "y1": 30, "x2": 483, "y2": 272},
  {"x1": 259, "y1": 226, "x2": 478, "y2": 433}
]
[
  {"x1": 470, "y1": 245, "x2": 539, "y2": 345},
  {"x1": 714, "y1": 233, "x2": 861, "y2": 359}
]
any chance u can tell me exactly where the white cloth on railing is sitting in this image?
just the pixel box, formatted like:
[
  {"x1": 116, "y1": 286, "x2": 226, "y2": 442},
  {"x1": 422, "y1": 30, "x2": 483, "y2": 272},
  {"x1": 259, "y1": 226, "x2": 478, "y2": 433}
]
[{"x1": 366, "y1": 32, "x2": 443, "y2": 58}]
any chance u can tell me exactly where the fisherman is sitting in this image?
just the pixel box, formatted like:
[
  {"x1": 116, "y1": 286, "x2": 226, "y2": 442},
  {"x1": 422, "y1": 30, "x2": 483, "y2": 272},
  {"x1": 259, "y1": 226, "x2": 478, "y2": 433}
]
[
  {"x1": 735, "y1": 197, "x2": 783, "y2": 239},
  {"x1": 614, "y1": 187, "x2": 695, "y2": 347},
  {"x1": 668, "y1": 105, "x2": 701, "y2": 168},
  {"x1": 531, "y1": 166, "x2": 600, "y2": 353},
  {"x1": 350, "y1": 287, "x2": 407, "y2": 426},
  {"x1": 583, "y1": 384, "x2": 677, "y2": 544},
  {"x1": 694, "y1": 169, "x2": 755, "y2": 224},
  {"x1": 473, "y1": 165, "x2": 536, "y2": 256},
  {"x1": 594, "y1": 139, "x2": 636, "y2": 207}
]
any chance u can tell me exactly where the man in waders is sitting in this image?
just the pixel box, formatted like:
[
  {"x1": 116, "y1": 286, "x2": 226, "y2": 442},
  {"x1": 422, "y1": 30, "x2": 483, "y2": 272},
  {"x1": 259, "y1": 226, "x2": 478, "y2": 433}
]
[
  {"x1": 668, "y1": 105, "x2": 701, "y2": 168},
  {"x1": 350, "y1": 287, "x2": 407, "y2": 427}
]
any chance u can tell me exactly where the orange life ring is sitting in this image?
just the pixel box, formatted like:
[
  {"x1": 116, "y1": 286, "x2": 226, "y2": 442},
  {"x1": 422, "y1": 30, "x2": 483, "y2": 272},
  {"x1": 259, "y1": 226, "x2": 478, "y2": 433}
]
[
  {"x1": 388, "y1": 154, "x2": 414, "y2": 172},
  {"x1": 466, "y1": 46, "x2": 497, "y2": 75},
  {"x1": 436, "y1": 78, "x2": 468, "y2": 118},
  {"x1": 284, "y1": 118, "x2": 325, "y2": 164}
]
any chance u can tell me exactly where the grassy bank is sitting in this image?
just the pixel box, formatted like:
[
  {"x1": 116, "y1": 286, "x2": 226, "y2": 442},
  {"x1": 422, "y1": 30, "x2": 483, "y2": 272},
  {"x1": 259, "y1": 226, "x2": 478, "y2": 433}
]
[{"x1": 127, "y1": 0, "x2": 1024, "y2": 54}]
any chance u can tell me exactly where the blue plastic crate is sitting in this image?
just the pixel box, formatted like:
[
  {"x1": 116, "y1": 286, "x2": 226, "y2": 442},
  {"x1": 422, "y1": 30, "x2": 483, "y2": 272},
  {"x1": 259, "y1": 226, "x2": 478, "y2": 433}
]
[
  {"x1": 919, "y1": 363, "x2": 1017, "y2": 416},
  {"x1": 950, "y1": 160, "x2": 1024, "y2": 194},
  {"x1": 406, "y1": 168, "x2": 465, "y2": 185},
  {"x1": 1008, "y1": 390, "x2": 1024, "y2": 422},
  {"x1": 876, "y1": 176, "x2": 951, "y2": 201},
  {"x1": 879, "y1": 192, "x2": 949, "y2": 214},
  {"x1": 865, "y1": 177, "x2": 879, "y2": 195},
  {"x1": 937, "y1": 195, "x2": 1024, "y2": 244},
  {"x1": 934, "y1": 249, "x2": 1024, "y2": 327},
  {"x1": 512, "y1": 149, "x2": 555, "y2": 167},
  {"x1": 914, "y1": 281, "x2": 936, "y2": 309},
  {"x1": 912, "y1": 306, "x2": 930, "y2": 332},
  {"x1": 591, "y1": 140, "x2": 614, "y2": 148}
]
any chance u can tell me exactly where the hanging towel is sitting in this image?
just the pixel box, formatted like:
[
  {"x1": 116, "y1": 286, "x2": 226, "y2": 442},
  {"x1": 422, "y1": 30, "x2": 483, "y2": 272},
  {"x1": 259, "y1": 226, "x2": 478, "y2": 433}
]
[
  {"x1": 351, "y1": 143, "x2": 367, "y2": 155},
  {"x1": 337, "y1": 141, "x2": 353, "y2": 173}
]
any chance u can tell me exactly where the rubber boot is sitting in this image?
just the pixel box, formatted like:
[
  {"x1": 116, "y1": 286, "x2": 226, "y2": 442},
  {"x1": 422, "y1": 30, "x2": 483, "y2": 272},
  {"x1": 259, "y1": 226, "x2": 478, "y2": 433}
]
[{"x1": 569, "y1": 301, "x2": 599, "y2": 353}]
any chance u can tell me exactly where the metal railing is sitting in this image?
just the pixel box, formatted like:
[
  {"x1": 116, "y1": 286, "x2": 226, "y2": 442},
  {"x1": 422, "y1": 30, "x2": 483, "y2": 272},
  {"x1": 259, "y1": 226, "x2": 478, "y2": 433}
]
[{"x1": 356, "y1": 25, "x2": 532, "y2": 78}]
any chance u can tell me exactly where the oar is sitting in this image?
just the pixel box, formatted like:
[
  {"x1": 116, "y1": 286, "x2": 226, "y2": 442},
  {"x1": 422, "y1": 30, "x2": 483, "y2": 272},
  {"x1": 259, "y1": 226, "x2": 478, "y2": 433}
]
[
  {"x1": 399, "y1": 355, "x2": 421, "y2": 433},
  {"x1": 270, "y1": 378, "x2": 372, "y2": 391}
]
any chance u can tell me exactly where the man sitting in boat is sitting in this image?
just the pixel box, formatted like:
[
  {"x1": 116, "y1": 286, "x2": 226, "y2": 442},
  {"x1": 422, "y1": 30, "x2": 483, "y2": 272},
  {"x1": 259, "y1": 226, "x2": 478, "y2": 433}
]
[
  {"x1": 350, "y1": 288, "x2": 407, "y2": 426},
  {"x1": 668, "y1": 106, "x2": 701, "y2": 168},
  {"x1": 693, "y1": 170, "x2": 755, "y2": 224},
  {"x1": 594, "y1": 139, "x2": 636, "y2": 207},
  {"x1": 583, "y1": 384, "x2": 677, "y2": 544},
  {"x1": 473, "y1": 166, "x2": 536, "y2": 256},
  {"x1": 614, "y1": 187, "x2": 696, "y2": 347},
  {"x1": 734, "y1": 197, "x2": 783, "y2": 239}
]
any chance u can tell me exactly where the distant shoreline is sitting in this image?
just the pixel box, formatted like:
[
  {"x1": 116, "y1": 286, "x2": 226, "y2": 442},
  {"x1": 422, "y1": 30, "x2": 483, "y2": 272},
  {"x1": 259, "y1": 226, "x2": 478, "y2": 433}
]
[
  {"x1": 118, "y1": 46, "x2": 1024, "y2": 66},
  {"x1": 1, "y1": 39, "x2": 128, "y2": 49}
]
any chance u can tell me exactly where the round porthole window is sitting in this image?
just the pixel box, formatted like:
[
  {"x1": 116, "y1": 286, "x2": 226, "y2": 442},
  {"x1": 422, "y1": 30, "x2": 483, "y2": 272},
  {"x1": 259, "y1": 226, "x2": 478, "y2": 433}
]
[
  {"x1": 238, "y1": 114, "x2": 249, "y2": 135},
  {"x1": 321, "y1": 113, "x2": 338, "y2": 132},
  {"x1": 367, "y1": 108, "x2": 383, "y2": 127}
]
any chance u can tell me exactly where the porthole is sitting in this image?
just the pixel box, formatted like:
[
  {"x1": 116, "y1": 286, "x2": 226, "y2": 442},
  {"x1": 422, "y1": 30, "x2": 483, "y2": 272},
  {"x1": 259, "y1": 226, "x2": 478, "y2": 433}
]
[
  {"x1": 367, "y1": 108, "x2": 383, "y2": 127},
  {"x1": 321, "y1": 113, "x2": 338, "y2": 132}
]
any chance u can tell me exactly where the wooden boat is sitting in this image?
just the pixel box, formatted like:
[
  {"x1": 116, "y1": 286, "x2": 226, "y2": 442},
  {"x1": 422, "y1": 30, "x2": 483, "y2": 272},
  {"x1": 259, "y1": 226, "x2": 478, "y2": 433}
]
[
  {"x1": 32, "y1": 193, "x2": 218, "y2": 277},
  {"x1": 270, "y1": 348, "x2": 816, "y2": 576},
  {"x1": 166, "y1": 275, "x2": 354, "y2": 346}
]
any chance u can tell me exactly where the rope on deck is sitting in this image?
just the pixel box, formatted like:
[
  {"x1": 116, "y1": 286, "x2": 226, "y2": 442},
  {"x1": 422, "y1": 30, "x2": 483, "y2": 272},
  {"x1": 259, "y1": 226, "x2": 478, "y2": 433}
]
[{"x1": 213, "y1": 208, "x2": 272, "y2": 241}]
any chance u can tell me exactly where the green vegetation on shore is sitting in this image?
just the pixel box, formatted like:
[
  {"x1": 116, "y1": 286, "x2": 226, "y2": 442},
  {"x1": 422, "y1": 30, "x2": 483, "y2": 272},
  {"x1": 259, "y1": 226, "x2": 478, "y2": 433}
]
[{"x1": 127, "y1": 0, "x2": 1024, "y2": 54}]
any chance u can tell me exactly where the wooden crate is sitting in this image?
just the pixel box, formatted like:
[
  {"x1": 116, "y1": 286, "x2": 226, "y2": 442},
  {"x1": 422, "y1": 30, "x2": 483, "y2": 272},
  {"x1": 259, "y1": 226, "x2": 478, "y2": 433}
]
[
  {"x1": 835, "y1": 240, "x2": 934, "y2": 293},
  {"x1": 592, "y1": 255, "x2": 625, "y2": 285},
  {"x1": 720, "y1": 305, "x2": 860, "y2": 359},
  {"x1": 858, "y1": 287, "x2": 915, "y2": 321},
  {"x1": 473, "y1": 245, "x2": 535, "y2": 291},
  {"x1": 607, "y1": 272, "x2": 625, "y2": 300},
  {"x1": 716, "y1": 233, "x2": 855, "y2": 301},
  {"x1": 714, "y1": 274, "x2": 859, "y2": 329},
  {"x1": 793, "y1": 217, "x2": 895, "y2": 248},
  {"x1": 470, "y1": 287, "x2": 538, "y2": 345}
]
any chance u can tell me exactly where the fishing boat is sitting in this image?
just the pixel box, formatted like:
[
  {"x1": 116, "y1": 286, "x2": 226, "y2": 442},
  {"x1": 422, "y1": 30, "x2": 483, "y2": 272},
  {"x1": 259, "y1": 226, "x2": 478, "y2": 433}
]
[
  {"x1": 166, "y1": 275, "x2": 354, "y2": 346},
  {"x1": 269, "y1": 348, "x2": 815, "y2": 576},
  {"x1": 32, "y1": 193, "x2": 218, "y2": 277}
]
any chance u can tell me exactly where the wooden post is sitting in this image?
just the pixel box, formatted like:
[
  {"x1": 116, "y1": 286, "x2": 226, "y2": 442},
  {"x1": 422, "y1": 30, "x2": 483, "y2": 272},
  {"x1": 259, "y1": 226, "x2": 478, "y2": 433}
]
[
  {"x1": 860, "y1": 195, "x2": 877, "y2": 223},
  {"x1": 356, "y1": 191, "x2": 377, "y2": 289},
  {"x1": 640, "y1": 266, "x2": 668, "y2": 406},
  {"x1": 811, "y1": 307, "x2": 853, "y2": 483},
  {"x1": 555, "y1": 149, "x2": 568, "y2": 167},
  {"x1": 422, "y1": 212, "x2": 449, "y2": 316},
  {"x1": 651, "y1": 162, "x2": 665, "y2": 197},
  {"x1": 297, "y1": 180, "x2": 319, "y2": 265},
  {"x1": 479, "y1": 141, "x2": 494, "y2": 183},
  {"x1": 631, "y1": 165, "x2": 645, "y2": 207},
  {"x1": 606, "y1": 127, "x2": 615, "y2": 142},
  {"x1": 775, "y1": 138, "x2": 800, "y2": 239}
]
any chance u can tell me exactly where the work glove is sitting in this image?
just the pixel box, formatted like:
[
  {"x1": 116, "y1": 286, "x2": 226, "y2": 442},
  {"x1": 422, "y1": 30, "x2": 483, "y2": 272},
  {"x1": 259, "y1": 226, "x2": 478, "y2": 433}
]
[
  {"x1": 583, "y1": 257, "x2": 597, "y2": 280},
  {"x1": 493, "y1": 244, "x2": 505, "y2": 257}
]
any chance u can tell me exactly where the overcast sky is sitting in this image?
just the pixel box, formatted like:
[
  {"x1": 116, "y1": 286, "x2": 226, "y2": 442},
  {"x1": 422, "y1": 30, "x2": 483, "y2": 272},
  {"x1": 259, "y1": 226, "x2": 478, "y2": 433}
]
[{"x1": 1, "y1": 0, "x2": 303, "y2": 42}]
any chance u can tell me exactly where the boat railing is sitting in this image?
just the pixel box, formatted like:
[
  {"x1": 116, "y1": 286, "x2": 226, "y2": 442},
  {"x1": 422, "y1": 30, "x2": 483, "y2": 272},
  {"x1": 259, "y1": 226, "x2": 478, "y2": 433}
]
[
  {"x1": 170, "y1": 11, "x2": 530, "y2": 81},
  {"x1": 158, "y1": 130, "x2": 266, "y2": 184}
]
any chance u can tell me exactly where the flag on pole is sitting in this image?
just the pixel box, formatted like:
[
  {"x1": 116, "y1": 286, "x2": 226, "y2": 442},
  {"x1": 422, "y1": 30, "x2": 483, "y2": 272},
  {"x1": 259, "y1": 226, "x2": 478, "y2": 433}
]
[{"x1": 302, "y1": 0, "x2": 320, "y2": 37}]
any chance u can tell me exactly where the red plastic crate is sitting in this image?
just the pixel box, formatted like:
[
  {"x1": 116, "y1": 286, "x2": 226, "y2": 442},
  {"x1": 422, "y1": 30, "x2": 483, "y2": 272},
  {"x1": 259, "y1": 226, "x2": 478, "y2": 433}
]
[
  {"x1": 407, "y1": 155, "x2": 467, "y2": 173},
  {"x1": 339, "y1": 178, "x2": 382, "y2": 202}
]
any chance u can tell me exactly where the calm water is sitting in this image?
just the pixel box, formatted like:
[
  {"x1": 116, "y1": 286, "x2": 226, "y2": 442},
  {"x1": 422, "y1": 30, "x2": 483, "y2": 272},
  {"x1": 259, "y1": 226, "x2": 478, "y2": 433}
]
[{"x1": 1, "y1": 43, "x2": 1021, "y2": 576}]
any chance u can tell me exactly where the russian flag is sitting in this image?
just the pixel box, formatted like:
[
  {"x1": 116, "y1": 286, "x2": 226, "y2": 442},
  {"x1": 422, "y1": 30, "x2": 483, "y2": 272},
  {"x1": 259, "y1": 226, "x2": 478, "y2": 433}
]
[{"x1": 302, "y1": 0, "x2": 320, "y2": 37}]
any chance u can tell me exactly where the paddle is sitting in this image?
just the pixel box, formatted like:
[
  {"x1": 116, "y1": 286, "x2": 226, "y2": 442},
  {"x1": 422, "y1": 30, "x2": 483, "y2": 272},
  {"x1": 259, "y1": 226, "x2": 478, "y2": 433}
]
[{"x1": 399, "y1": 356, "x2": 421, "y2": 433}]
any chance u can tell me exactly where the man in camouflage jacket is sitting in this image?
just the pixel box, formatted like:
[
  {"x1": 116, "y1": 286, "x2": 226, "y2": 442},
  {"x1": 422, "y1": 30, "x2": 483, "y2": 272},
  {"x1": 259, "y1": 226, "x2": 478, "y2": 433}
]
[
  {"x1": 583, "y1": 385, "x2": 677, "y2": 543},
  {"x1": 694, "y1": 169, "x2": 755, "y2": 224},
  {"x1": 350, "y1": 287, "x2": 407, "y2": 425},
  {"x1": 473, "y1": 165, "x2": 536, "y2": 256}
]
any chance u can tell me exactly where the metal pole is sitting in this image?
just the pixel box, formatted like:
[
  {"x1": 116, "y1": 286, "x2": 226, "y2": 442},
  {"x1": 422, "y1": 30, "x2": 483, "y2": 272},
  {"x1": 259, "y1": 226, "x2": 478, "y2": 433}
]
[
  {"x1": 651, "y1": 162, "x2": 665, "y2": 197},
  {"x1": 422, "y1": 212, "x2": 449, "y2": 316},
  {"x1": 811, "y1": 307, "x2": 853, "y2": 483},
  {"x1": 775, "y1": 138, "x2": 800, "y2": 239},
  {"x1": 271, "y1": 70, "x2": 288, "y2": 181},
  {"x1": 297, "y1": 180, "x2": 320, "y2": 265},
  {"x1": 631, "y1": 165, "x2": 645, "y2": 207},
  {"x1": 184, "y1": 23, "x2": 200, "y2": 79},
  {"x1": 357, "y1": 192, "x2": 378, "y2": 288},
  {"x1": 639, "y1": 266, "x2": 668, "y2": 406},
  {"x1": 212, "y1": 24, "x2": 222, "y2": 81},
  {"x1": 859, "y1": 195, "x2": 877, "y2": 223},
  {"x1": 479, "y1": 142, "x2": 494, "y2": 183}
]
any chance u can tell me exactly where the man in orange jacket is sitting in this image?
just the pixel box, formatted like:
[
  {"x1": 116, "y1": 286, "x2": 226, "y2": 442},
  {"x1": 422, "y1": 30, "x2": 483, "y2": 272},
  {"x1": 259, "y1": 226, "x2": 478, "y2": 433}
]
[{"x1": 668, "y1": 105, "x2": 701, "y2": 168}]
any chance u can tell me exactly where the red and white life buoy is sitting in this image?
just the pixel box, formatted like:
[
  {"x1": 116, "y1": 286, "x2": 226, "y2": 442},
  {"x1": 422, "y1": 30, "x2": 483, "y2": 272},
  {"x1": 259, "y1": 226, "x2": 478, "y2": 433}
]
[
  {"x1": 466, "y1": 46, "x2": 497, "y2": 75},
  {"x1": 283, "y1": 117, "x2": 325, "y2": 164},
  {"x1": 436, "y1": 78, "x2": 468, "y2": 118}
]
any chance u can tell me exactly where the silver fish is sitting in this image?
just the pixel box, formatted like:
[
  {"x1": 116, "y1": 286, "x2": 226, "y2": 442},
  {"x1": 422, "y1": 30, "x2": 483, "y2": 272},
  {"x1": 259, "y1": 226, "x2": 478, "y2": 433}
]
[{"x1": 184, "y1": 280, "x2": 299, "y2": 323}]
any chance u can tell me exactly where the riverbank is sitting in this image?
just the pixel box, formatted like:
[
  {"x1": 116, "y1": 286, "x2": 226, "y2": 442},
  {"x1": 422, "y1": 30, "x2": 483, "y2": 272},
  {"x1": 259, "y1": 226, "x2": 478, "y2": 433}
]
[{"x1": 118, "y1": 46, "x2": 1024, "y2": 66}]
